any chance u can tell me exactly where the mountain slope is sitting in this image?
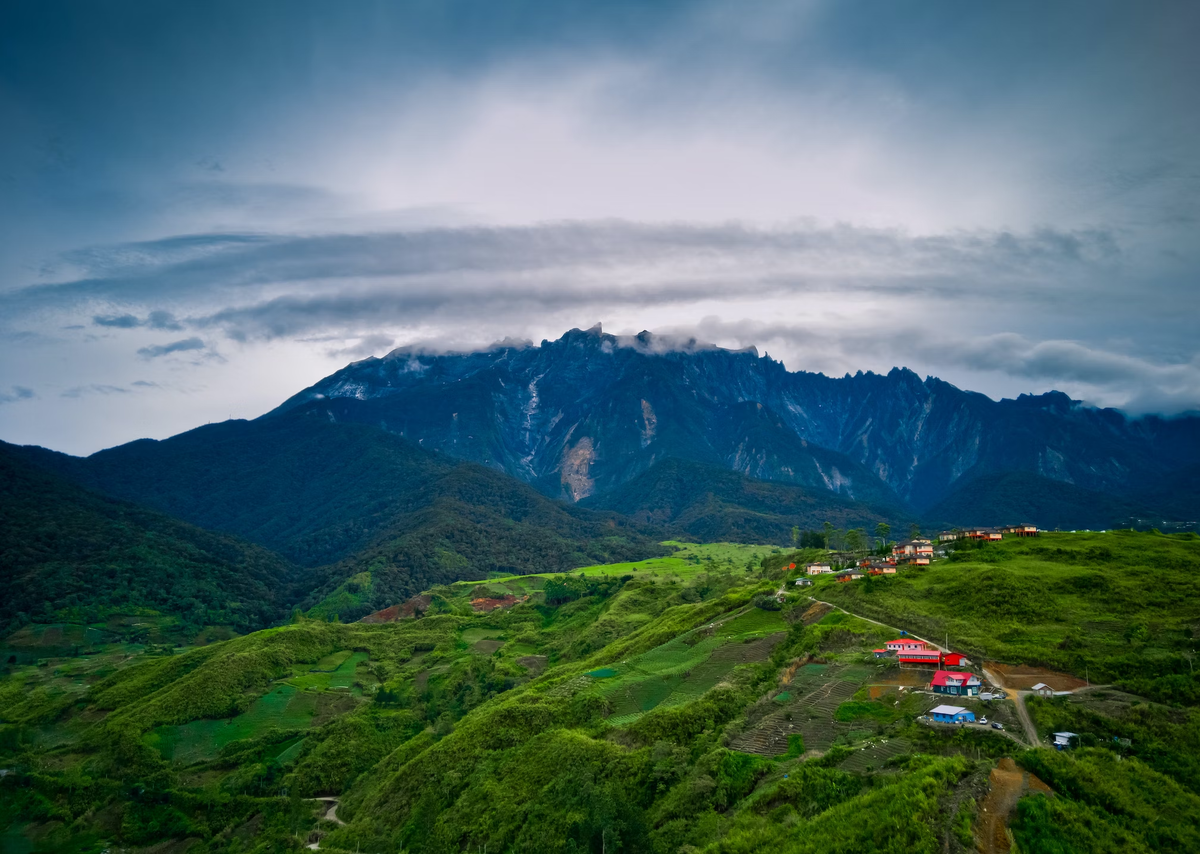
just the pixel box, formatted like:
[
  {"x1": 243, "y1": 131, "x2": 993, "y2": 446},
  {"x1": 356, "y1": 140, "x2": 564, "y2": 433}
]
[
  {"x1": 583, "y1": 457, "x2": 915, "y2": 543},
  {"x1": 13, "y1": 407, "x2": 666, "y2": 615},
  {"x1": 923, "y1": 470, "x2": 1157, "y2": 531},
  {"x1": 0, "y1": 441, "x2": 298, "y2": 636},
  {"x1": 269, "y1": 325, "x2": 1200, "y2": 515}
]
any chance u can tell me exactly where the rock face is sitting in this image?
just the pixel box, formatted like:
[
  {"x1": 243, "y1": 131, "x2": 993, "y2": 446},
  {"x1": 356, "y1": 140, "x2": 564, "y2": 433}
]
[{"x1": 269, "y1": 325, "x2": 1200, "y2": 513}]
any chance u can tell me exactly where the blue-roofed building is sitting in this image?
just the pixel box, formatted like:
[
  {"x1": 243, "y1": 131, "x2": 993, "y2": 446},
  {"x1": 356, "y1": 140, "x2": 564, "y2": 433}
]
[{"x1": 929, "y1": 705, "x2": 975, "y2": 723}]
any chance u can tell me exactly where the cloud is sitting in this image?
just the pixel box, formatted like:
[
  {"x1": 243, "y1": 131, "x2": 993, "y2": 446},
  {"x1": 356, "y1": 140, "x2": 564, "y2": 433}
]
[
  {"x1": 0, "y1": 386, "x2": 35, "y2": 404},
  {"x1": 326, "y1": 333, "x2": 397, "y2": 360},
  {"x1": 137, "y1": 337, "x2": 206, "y2": 359},
  {"x1": 673, "y1": 318, "x2": 1200, "y2": 415},
  {"x1": 61, "y1": 384, "x2": 128, "y2": 398},
  {"x1": 92, "y1": 310, "x2": 183, "y2": 331},
  {"x1": 93, "y1": 313, "x2": 140, "y2": 328}
]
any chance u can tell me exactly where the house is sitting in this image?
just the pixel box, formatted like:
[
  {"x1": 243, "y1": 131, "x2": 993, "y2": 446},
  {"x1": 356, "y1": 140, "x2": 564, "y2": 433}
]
[
  {"x1": 897, "y1": 646, "x2": 944, "y2": 665},
  {"x1": 937, "y1": 531, "x2": 960, "y2": 542},
  {"x1": 931, "y1": 670, "x2": 982, "y2": 696},
  {"x1": 794, "y1": 578, "x2": 813, "y2": 587},
  {"x1": 964, "y1": 527, "x2": 1003, "y2": 541},
  {"x1": 942, "y1": 652, "x2": 970, "y2": 667},
  {"x1": 1053, "y1": 731, "x2": 1078, "y2": 750},
  {"x1": 833, "y1": 569, "x2": 864, "y2": 583},
  {"x1": 886, "y1": 638, "x2": 928, "y2": 653},
  {"x1": 873, "y1": 648, "x2": 895, "y2": 658},
  {"x1": 892, "y1": 539, "x2": 934, "y2": 557},
  {"x1": 806, "y1": 563, "x2": 833, "y2": 576},
  {"x1": 930, "y1": 705, "x2": 976, "y2": 724},
  {"x1": 1031, "y1": 683, "x2": 1054, "y2": 697},
  {"x1": 1001, "y1": 524, "x2": 1040, "y2": 537}
]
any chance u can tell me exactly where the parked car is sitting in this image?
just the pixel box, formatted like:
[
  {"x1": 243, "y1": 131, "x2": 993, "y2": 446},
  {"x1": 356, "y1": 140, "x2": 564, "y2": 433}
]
[
  {"x1": 992, "y1": 722, "x2": 1004, "y2": 730},
  {"x1": 979, "y1": 717, "x2": 988, "y2": 725}
]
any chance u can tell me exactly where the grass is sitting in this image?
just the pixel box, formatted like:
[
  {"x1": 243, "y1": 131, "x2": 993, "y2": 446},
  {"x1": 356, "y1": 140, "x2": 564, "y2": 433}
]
[
  {"x1": 149, "y1": 684, "x2": 322, "y2": 764},
  {"x1": 288, "y1": 651, "x2": 370, "y2": 691},
  {"x1": 451, "y1": 541, "x2": 776, "y2": 589},
  {"x1": 814, "y1": 531, "x2": 1200, "y2": 698}
]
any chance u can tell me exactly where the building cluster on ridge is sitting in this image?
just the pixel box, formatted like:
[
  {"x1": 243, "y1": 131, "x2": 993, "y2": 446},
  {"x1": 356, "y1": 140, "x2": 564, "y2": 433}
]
[{"x1": 799, "y1": 524, "x2": 1040, "y2": 584}]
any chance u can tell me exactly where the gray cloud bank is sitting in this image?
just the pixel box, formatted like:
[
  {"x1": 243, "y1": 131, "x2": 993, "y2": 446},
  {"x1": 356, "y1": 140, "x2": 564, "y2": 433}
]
[{"x1": 1, "y1": 218, "x2": 1195, "y2": 415}]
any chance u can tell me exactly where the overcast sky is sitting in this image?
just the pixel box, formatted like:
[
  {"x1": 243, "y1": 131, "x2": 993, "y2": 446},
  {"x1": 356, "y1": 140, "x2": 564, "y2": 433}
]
[{"x1": 2, "y1": 0, "x2": 1198, "y2": 455}]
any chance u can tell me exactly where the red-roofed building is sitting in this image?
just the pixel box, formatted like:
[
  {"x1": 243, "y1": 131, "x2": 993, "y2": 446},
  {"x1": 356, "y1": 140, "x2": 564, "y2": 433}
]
[
  {"x1": 931, "y1": 670, "x2": 982, "y2": 696},
  {"x1": 942, "y1": 653, "x2": 970, "y2": 667},
  {"x1": 898, "y1": 648, "x2": 943, "y2": 665}
]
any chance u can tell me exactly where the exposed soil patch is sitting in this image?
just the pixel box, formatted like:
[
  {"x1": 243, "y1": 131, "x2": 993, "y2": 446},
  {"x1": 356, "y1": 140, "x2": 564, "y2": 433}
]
[
  {"x1": 975, "y1": 757, "x2": 1053, "y2": 854},
  {"x1": 360, "y1": 595, "x2": 432, "y2": 623},
  {"x1": 798, "y1": 602, "x2": 834, "y2": 625},
  {"x1": 517, "y1": 655, "x2": 548, "y2": 675},
  {"x1": 470, "y1": 594, "x2": 528, "y2": 613},
  {"x1": 987, "y1": 663, "x2": 1087, "y2": 691}
]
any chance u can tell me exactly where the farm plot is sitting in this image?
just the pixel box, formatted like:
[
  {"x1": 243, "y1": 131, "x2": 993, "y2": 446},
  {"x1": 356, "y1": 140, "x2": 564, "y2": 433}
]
[
  {"x1": 287, "y1": 651, "x2": 371, "y2": 692},
  {"x1": 731, "y1": 663, "x2": 866, "y2": 756},
  {"x1": 597, "y1": 612, "x2": 784, "y2": 725},
  {"x1": 150, "y1": 685, "x2": 320, "y2": 764},
  {"x1": 837, "y1": 737, "x2": 913, "y2": 773}
]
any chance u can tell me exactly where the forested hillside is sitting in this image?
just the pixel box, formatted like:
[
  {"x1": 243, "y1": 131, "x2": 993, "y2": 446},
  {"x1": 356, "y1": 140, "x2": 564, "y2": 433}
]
[
  {"x1": 0, "y1": 441, "x2": 299, "y2": 639},
  {"x1": 583, "y1": 457, "x2": 914, "y2": 542},
  {"x1": 12, "y1": 409, "x2": 667, "y2": 614}
]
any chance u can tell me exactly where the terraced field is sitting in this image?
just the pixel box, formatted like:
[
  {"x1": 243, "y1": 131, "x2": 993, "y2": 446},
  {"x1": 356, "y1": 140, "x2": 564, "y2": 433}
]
[
  {"x1": 149, "y1": 684, "x2": 357, "y2": 765},
  {"x1": 597, "y1": 606, "x2": 786, "y2": 725}
]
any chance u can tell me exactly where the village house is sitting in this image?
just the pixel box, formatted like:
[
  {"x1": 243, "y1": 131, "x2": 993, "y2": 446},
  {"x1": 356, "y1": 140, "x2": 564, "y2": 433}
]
[
  {"x1": 892, "y1": 539, "x2": 934, "y2": 557},
  {"x1": 930, "y1": 670, "x2": 982, "y2": 696},
  {"x1": 793, "y1": 578, "x2": 813, "y2": 587},
  {"x1": 942, "y1": 652, "x2": 970, "y2": 667},
  {"x1": 1031, "y1": 682, "x2": 1054, "y2": 697},
  {"x1": 806, "y1": 563, "x2": 833, "y2": 576},
  {"x1": 937, "y1": 531, "x2": 960, "y2": 542},
  {"x1": 1001, "y1": 524, "x2": 1040, "y2": 537},
  {"x1": 1053, "y1": 731, "x2": 1078, "y2": 750},
  {"x1": 930, "y1": 705, "x2": 976, "y2": 724},
  {"x1": 834, "y1": 569, "x2": 864, "y2": 583},
  {"x1": 964, "y1": 527, "x2": 1003, "y2": 541},
  {"x1": 866, "y1": 563, "x2": 897, "y2": 576}
]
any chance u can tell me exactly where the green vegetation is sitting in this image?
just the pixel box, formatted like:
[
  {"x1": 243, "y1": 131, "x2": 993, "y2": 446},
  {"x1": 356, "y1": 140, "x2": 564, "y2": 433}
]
[
  {"x1": 0, "y1": 441, "x2": 298, "y2": 639},
  {"x1": 3, "y1": 531, "x2": 1200, "y2": 852},
  {"x1": 582, "y1": 457, "x2": 913, "y2": 544},
  {"x1": 816, "y1": 530, "x2": 1200, "y2": 704}
]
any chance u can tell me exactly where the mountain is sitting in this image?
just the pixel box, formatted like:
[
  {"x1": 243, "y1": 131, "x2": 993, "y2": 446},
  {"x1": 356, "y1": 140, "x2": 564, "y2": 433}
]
[
  {"x1": 270, "y1": 324, "x2": 1200, "y2": 518},
  {"x1": 583, "y1": 457, "x2": 916, "y2": 543},
  {"x1": 12, "y1": 406, "x2": 666, "y2": 616},
  {"x1": 922, "y1": 470, "x2": 1158, "y2": 532},
  {"x1": 0, "y1": 441, "x2": 298, "y2": 637}
]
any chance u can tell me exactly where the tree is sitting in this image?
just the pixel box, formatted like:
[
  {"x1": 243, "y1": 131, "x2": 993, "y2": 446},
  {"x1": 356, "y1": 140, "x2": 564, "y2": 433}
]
[
  {"x1": 910, "y1": 523, "x2": 921, "y2": 540},
  {"x1": 845, "y1": 528, "x2": 864, "y2": 554},
  {"x1": 874, "y1": 522, "x2": 890, "y2": 548},
  {"x1": 791, "y1": 526, "x2": 800, "y2": 549},
  {"x1": 823, "y1": 521, "x2": 835, "y2": 548}
]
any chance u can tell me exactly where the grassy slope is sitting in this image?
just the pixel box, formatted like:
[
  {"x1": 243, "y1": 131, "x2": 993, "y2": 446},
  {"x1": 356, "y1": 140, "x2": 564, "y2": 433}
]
[
  {"x1": 2, "y1": 533, "x2": 1199, "y2": 854},
  {"x1": 813, "y1": 530, "x2": 1200, "y2": 700},
  {"x1": 0, "y1": 440, "x2": 298, "y2": 639}
]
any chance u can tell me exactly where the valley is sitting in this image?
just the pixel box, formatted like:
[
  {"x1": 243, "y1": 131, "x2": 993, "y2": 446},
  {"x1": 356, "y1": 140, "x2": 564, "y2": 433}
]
[{"x1": 3, "y1": 531, "x2": 1198, "y2": 853}]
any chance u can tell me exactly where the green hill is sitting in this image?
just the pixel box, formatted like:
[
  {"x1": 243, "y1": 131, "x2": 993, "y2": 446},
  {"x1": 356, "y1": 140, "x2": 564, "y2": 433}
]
[
  {"x1": 3, "y1": 531, "x2": 1198, "y2": 853},
  {"x1": 583, "y1": 458, "x2": 915, "y2": 544},
  {"x1": 0, "y1": 441, "x2": 300, "y2": 645},
  {"x1": 924, "y1": 470, "x2": 1158, "y2": 532},
  {"x1": 14, "y1": 408, "x2": 667, "y2": 618}
]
